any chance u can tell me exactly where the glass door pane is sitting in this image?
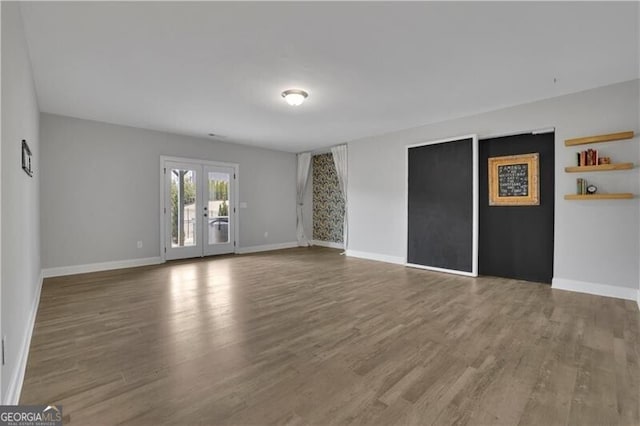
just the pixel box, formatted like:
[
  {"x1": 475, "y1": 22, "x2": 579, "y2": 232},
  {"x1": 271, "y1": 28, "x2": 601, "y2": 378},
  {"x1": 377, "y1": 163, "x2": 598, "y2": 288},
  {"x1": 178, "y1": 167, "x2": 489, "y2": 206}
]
[
  {"x1": 204, "y1": 166, "x2": 235, "y2": 256},
  {"x1": 207, "y1": 171, "x2": 230, "y2": 244},
  {"x1": 165, "y1": 162, "x2": 202, "y2": 260},
  {"x1": 171, "y1": 169, "x2": 197, "y2": 247}
]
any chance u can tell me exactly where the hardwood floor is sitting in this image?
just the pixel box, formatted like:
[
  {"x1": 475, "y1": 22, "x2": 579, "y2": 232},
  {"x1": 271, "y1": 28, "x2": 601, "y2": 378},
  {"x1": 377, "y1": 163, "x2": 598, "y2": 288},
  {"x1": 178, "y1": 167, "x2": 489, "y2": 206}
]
[{"x1": 21, "y1": 247, "x2": 639, "y2": 425}]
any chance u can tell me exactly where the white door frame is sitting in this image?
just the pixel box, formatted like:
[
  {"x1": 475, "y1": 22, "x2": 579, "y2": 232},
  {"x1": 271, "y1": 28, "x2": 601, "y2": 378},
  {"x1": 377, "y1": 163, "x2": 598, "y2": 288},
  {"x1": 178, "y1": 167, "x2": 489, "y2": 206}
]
[
  {"x1": 404, "y1": 134, "x2": 479, "y2": 277},
  {"x1": 160, "y1": 156, "x2": 239, "y2": 262}
]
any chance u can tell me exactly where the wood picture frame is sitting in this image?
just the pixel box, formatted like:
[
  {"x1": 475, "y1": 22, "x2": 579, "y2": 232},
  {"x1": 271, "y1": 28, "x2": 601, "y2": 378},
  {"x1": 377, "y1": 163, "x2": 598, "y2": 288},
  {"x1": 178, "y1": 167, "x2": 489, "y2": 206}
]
[
  {"x1": 488, "y1": 153, "x2": 539, "y2": 206},
  {"x1": 21, "y1": 139, "x2": 33, "y2": 177}
]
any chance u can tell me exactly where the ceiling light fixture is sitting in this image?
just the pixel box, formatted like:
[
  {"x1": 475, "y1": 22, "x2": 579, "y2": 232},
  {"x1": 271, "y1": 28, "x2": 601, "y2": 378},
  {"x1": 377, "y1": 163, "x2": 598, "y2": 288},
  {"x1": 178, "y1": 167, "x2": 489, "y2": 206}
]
[{"x1": 281, "y1": 89, "x2": 308, "y2": 106}]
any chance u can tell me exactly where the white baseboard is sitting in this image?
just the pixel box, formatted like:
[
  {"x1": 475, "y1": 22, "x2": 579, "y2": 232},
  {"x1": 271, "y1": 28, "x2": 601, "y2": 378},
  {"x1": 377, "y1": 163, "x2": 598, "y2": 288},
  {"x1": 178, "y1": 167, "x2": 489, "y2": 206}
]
[
  {"x1": 236, "y1": 242, "x2": 298, "y2": 254},
  {"x1": 4, "y1": 271, "x2": 44, "y2": 405},
  {"x1": 345, "y1": 249, "x2": 404, "y2": 265},
  {"x1": 552, "y1": 278, "x2": 638, "y2": 302},
  {"x1": 42, "y1": 257, "x2": 163, "y2": 278},
  {"x1": 311, "y1": 240, "x2": 344, "y2": 249},
  {"x1": 406, "y1": 262, "x2": 477, "y2": 277}
]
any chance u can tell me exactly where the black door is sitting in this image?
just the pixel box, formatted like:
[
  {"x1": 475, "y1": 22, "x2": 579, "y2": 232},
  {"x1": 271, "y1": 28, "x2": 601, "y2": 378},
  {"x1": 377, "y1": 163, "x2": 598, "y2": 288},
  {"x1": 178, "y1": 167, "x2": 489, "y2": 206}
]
[{"x1": 479, "y1": 132, "x2": 554, "y2": 283}]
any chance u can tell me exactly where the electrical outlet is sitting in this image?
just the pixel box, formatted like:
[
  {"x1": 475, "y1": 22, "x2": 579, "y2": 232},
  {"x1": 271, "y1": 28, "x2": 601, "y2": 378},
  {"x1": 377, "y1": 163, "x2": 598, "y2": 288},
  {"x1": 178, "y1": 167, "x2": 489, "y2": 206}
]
[
  {"x1": 264, "y1": 231, "x2": 268, "y2": 239},
  {"x1": 137, "y1": 241, "x2": 143, "y2": 249}
]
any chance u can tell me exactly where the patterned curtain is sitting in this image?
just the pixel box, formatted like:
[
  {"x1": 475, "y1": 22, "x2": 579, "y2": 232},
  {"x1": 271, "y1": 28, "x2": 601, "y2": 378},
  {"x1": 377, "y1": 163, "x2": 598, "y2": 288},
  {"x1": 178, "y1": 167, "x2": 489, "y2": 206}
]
[{"x1": 331, "y1": 145, "x2": 348, "y2": 250}]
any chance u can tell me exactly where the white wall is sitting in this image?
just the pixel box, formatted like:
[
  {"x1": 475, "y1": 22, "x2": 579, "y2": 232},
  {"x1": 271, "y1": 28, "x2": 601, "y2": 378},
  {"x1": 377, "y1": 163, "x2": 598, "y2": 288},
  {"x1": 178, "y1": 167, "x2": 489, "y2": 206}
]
[
  {"x1": 347, "y1": 80, "x2": 640, "y2": 295},
  {"x1": 1, "y1": 2, "x2": 41, "y2": 403},
  {"x1": 40, "y1": 114, "x2": 297, "y2": 269}
]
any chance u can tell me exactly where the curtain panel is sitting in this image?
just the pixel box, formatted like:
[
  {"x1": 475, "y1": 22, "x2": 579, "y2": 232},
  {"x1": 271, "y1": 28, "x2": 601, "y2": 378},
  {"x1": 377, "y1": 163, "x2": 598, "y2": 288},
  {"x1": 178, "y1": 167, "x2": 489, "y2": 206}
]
[
  {"x1": 331, "y1": 144, "x2": 348, "y2": 250},
  {"x1": 296, "y1": 152, "x2": 312, "y2": 246}
]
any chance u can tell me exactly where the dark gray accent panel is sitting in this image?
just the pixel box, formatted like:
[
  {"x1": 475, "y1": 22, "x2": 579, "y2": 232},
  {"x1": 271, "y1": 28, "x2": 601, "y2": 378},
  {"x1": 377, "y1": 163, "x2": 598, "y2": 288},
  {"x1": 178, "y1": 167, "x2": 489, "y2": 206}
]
[
  {"x1": 407, "y1": 138, "x2": 473, "y2": 272},
  {"x1": 479, "y1": 132, "x2": 555, "y2": 284}
]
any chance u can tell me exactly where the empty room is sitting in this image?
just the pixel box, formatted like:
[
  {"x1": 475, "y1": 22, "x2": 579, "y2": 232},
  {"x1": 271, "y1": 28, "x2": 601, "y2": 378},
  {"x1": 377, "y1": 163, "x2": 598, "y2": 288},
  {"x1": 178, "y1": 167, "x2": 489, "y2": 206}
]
[{"x1": 1, "y1": 1, "x2": 640, "y2": 425}]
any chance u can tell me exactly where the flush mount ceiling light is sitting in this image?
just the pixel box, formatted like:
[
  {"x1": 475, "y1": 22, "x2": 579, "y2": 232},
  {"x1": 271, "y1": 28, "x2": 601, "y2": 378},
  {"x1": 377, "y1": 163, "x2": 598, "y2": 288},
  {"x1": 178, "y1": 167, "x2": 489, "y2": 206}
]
[{"x1": 281, "y1": 89, "x2": 308, "y2": 106}]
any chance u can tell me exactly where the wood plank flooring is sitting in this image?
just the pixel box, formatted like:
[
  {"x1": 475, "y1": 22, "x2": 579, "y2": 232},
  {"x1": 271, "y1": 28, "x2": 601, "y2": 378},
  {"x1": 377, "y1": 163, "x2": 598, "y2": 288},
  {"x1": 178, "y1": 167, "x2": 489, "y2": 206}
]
[{"x1": 20, "y1": 247, "x2": 640, "y2": 425}]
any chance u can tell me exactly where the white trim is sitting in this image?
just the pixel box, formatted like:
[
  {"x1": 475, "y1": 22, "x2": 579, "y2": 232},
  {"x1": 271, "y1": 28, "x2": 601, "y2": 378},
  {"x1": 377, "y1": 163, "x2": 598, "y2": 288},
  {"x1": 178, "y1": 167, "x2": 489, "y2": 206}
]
[
  {"x1": 160, "y1": 157, "x2": 166, "y2": 262},
  {"x1": 234, "y1": 166, "x2": 240, "y2": 255},
  {"x1": 471, "y1": 135, "x2": 479, "y2": 276},
  {"x1": 552, "y1": 278, "x2": 638, "y2": 302},
  {"x1": 637, "y1": 289, "x2": 640, "y2": 311},
  {"x1": 311, "y1": 240, "x2": 344, "y2": 249},
  {"x1": 159, "y1": 155, "x2": 240, "y2": 169},
  {"x1": 4, "y1": 271, "x2": 43, "y2": 405},
  {"x1": 345, "y1": 249, "x2": 404, "y2": 265},
  {"x1": 42, "y1": 257, "x2": 163, "y2": 278},
  {"x1": 405, "y1": 134, "x2": 478, "y2": 277},
  {"x1": 236, "y1": 242, "x2": 298, "y2": 254},
  {"x1": 478, "y1": 126, "x2": 556, "y2": 140},
  {"x1": 405, "y1": 133, "x2": 478, "y2": 150},
  {"x1": 406, "y1": 262, "x2": 478, "y2": 278}
]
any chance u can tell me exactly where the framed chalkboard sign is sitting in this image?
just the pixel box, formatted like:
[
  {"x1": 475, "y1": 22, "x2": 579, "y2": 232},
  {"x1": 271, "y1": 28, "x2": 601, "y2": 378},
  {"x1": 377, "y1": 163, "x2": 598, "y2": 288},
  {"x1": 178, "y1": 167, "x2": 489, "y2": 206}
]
[{"x1": 489, "y1": 153, "x2": 539, "y2": 206}]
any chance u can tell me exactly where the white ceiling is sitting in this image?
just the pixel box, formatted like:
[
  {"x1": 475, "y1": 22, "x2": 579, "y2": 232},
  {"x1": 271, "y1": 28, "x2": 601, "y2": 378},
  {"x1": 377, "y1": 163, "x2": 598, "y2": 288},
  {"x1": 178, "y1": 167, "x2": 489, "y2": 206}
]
[{"x1": 20, "y1": 2, "x2": 639, "y2": 153}]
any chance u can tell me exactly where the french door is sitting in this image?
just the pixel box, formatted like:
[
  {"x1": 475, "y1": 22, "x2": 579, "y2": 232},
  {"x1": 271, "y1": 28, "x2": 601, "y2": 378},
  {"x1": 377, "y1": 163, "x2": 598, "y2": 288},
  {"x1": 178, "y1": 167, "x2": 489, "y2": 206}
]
[{"x1": 162, "y1": 158, "x2": 237, "y2": 260}]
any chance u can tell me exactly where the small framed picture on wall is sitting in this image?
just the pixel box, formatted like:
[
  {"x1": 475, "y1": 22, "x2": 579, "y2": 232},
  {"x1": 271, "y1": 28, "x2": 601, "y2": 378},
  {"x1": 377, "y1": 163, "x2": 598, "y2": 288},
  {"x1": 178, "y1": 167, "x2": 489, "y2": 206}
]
[{"x1": 22, "y1": 139, "x2": 33, "y2": 177}]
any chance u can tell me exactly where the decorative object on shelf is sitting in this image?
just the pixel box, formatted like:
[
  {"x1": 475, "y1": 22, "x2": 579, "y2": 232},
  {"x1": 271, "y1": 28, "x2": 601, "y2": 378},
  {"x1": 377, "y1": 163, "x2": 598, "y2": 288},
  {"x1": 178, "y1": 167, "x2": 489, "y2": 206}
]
[
  {"x1": 564, "y1": 130, "x2": 636, "y2": 201},
  {"x1": 576, "y1": 148, "x2": 599, "y2": 166},
  {"x1": 21, "y1": 139, "x2": 33, "y2": 177},
  {"x1": 488, "y1": 152, "x2": 539, "y2": 206}
]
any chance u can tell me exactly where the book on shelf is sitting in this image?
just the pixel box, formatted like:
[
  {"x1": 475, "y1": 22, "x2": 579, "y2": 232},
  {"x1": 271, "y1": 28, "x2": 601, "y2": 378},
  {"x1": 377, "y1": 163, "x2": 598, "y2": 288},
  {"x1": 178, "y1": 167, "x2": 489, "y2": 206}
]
[
  {"x1": 576, "y1": 178, "x2": 587, "y2": 195},
  {"x1": 576, "y1": 149, "x2": 600, "y2": 166}
]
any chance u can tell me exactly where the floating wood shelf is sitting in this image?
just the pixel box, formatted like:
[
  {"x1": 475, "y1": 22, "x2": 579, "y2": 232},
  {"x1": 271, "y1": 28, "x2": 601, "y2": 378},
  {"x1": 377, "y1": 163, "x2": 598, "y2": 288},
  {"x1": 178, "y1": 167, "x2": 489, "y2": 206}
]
[
  {"x1": 564, "y1": 131, "x2": 634, "y2": 147},
  {"x1": 564, "y1": 162, "x2": 634, "y2": 173},
  {"x1": 564, "y1": 193, "x2": 634, "y2": 200}
]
